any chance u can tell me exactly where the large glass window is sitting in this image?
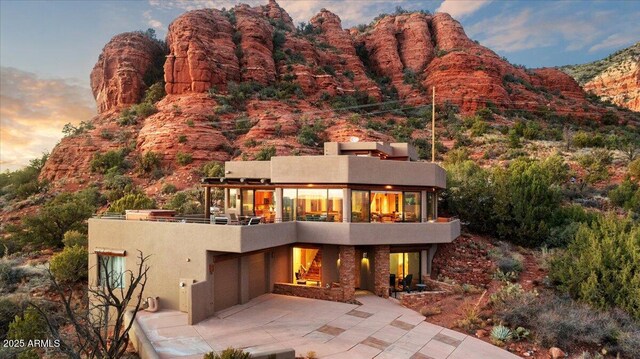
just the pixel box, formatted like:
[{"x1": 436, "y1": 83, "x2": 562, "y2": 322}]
[
  {"x1": 296, "y1": 189, "x2": 327, "y2": 221},
  {"x1": 370, "y1": 191, "x2": 402, "y2": 222},
  {"x1": 282, "y1": 189, "x2": 296, "y2": 222},
  {"x1": 351, "y1": 190, "x2": 370, "y2": 222},
  {"x1": 389, "y1": 252, "x2": 420, "y2": 289},
  {"x1": 254, "y1": 190, "x2": 275, "y2": 222},
  {"x1": 403, "y1": 192, "x2": 421, "y2": 222},
  {"x1": 98, "y1": 255, "x2": 125, "y2": 288},
  {"x1": 241, "y1": 189, "x2": 254, "y2": 216},
  {"x1": 327, "y1": 189, "x2": 343, "y2": 222},
  {"x1": 427, "y1": 192, "x2": 436, "y2": 221},
  {"x1": 293, "y1": 246, "x2": 322, "y2": 285},
  {"x1": 227, "y1": 189, "x2": 240, "y2": 213}
]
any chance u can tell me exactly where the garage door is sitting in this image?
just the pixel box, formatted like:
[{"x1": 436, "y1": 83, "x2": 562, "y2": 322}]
[
  {"x1": 248, "y1": 253, "x2": 268, "y2": 300},
  {"x1": 213, "y1": 258, "x2": 239, "y2": 312}
]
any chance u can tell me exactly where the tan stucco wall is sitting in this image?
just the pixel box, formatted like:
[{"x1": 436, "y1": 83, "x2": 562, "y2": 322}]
[{"x1": 225, "y1": 156, "x2": 447, "y2": 188}]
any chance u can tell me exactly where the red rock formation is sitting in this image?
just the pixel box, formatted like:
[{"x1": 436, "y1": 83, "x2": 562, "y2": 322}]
[
  {"x1": 164, "y1": 9, "x2": 240, "y2": 94},
  {"x1": 39, "y1": 1, "x2": 633, "y2": 194},
  {"x1": 235, "y1": 5, "x2": 277, "y2": 84},
  {"x1": 584, "y1": 60, "x2": 640, "y2": 111},
  {"x1": 90, "y1": 32, "x2": 165, "y2": 113}
]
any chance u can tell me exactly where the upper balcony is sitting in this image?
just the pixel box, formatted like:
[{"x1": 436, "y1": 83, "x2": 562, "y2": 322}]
[{"x1": 89, "y1": 215, "x2": 460, "y2": 253}]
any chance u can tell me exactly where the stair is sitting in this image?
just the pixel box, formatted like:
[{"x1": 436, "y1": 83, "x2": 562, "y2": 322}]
[{"x1": 304, "y1": 250, "x2": 322, "y2": 282}]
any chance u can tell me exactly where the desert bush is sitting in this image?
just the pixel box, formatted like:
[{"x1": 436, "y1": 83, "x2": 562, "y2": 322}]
[
  {"x1": 90, "y1": 149, "x2": 128, "y2": 174},
  {"x1": 297, "y1": 120, "x2": 326, "y2": 147},
  {"x1": 203, "y1": 348, "x2": 250, "y2": 359},
  {"x1": 165, "y1": 190, "x2": 203, "y2": 215},
  {"x1": 455, "y1": 304, "x2": 483, "y2": 332},
  {"x1": 200, "y1": 162, "x2": 224, "y2": 178},
  {"x1": 0, "y1": 153, "x2": 49, "y2": 200},
  {"x1": 573, "y1": 131, "x2": 605, "y2": 148},
  {"x1": 7, "y1": 307, "x2": 46, "y2": 342},
  {"x1": 608, "y1": 179, "x2": 640, "y2": 212},
  {"x1": 161, "y1": 183, "x2": 177, "y2": 194},
  {"x1": 62, "y1": 230, "x2": 87, "y2": 248},
  {"x1": 575, "y1": 149, "x2": 611, "y2": 189},
  {"x1": 0, "y1": 298, "x2": 21, "y2": 340},
  {"x1": 176, "y1": 152, "x2": 193, "y2": 166},
  {"x1": 470, "y1": 119, "x2": 488, "y2": 137},
  {"x1": 549, "y1": 214, "x2": 640, "y2": 319},
  {"x1": 6, "y1": 188, "x2": 101, "y2": 248},
  {"x1": 0, "y1": 259, "x2": 24, "y2": 292},
  {"x1": 109, "y1": 193, "x2": 156, "y2": 214},
  {"x1": 142, "y1": 82, "x2": 166, "y2": 104},
  {"x1": 49, "y1": 245, "x2": 88, "y2": 283},
  {"x1": 136, "y1": 151, "x2": 162, "y2": 176},
  {"x1": 254, "y1": 146, "x2": 276, "y2": 161}
]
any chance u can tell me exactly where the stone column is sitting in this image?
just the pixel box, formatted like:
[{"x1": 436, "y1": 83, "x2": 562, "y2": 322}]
[
  {"x1": 338, "y1": 245, "x2": 356, "y2": 301},
  {"x1": 274, "y1": 188, "x2": 283, "y2": 222},
  {"x1": 373, "y1": 245, "x2": 390, "y2": 298}
]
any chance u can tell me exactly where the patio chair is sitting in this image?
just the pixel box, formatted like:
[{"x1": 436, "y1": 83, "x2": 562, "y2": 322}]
[
  {"x1": 400, "y1": 274, "x2": 413, "y2": 293},
  {"x1": 247, "y1": 217, "x2": 261, "y2": 225},
  {"x1": 228, "y1": 213, "x2": 240, "y2": 225}
]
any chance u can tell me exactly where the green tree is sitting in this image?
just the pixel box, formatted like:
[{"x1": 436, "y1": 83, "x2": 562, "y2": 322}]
[
  {"x1": 49, "y1": 245, "x2": 88, "y2": 283},
  {"x1": 8, "y1": 307, "x2": 46, "y2": 341},
  {"x1": 7, "y1": 188, "x2": 101, "y2": 248},
  {"x1": 62, "y1": 230, "x2": 88, "y2": 248},
  {"x1": 442, "y1": 160, "x2": 496, "y2": 234},
  {"x1": 492, "y1": 157, "x2": 565, "y2": 246},
  {"x1": 550, "y1": 214, "x2": 640, "y2": 319},
  {"x1": 109, "y1": 193, "x2": 156, "y2": 214},
  {"x1": 576, "y1": 149, "x2": 611, "y2": 190}
]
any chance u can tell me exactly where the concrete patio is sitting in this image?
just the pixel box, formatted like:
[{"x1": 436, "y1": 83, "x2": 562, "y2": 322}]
[{"x1": 135, "y1": 292, "x2": 520, "y2": 359}]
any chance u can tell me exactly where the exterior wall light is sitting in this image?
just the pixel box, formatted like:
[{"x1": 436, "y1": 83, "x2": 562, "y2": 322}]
[{"x1": 363, "y1": 252, "x2": 368, "y2": 259}]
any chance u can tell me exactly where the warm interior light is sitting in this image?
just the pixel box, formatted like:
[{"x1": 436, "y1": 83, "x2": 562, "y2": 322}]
[
  {"x1": 307, "y1": 184, "x2": 314, "y2": 187},
  {"x1": 385, "y1": 185, "x2": 392, "y2": 189}
]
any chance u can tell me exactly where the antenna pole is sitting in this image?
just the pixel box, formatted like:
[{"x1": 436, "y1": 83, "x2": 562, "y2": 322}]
[{"x1": 432, "y1": 86, "x2": 436, "y2": 163}]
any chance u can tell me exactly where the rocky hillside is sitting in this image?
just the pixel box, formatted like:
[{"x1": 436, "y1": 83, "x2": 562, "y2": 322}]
[
  {"x1": 37, "y1": 0, "x2": 635, "y2": 196},
  {"x1": 560, "y1": 42, "x2": 639, "y2": 111}
]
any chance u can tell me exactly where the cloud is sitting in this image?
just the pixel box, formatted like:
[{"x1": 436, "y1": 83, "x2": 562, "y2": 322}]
[
  {"x1": 143, "y1": 10, "x2": 163, "y2": 29},
  {"x1": 466, "y1": 5, "x2": 639, "y2": 54},
  {"x1": 589, "y1": 34, "x2": 639, "y2": 53},
  {"x1": 147, "y1": 0, "x2": 412, "y2": 28},
  {"x1": 436, "y1": 0, "x2": 491, "y2": 19},
  {"x1": 0, "y1": 67, "x2": 96, "y2": 171}
]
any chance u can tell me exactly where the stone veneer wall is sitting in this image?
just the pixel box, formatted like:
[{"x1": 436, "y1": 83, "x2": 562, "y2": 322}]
[
  {"x1": 398, "y1": 291, "x2": 449, "y2": 308},
  {"x1": 373, "y1": 245, "x2": 390, "y2": 298},
  {"x1": 339, "y1": 246, "x2": 356, "y2": 302},
  {"x1": 273, "y1": 283, "x2": 345, "y2": 302}
]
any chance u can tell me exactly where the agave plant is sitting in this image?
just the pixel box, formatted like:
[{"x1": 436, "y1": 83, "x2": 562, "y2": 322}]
[{"x1": 490, "y1": 324, "x2": 513, "y2": 346}]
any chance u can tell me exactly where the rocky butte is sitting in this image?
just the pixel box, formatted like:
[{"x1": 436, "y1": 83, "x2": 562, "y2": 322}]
[{"x1": 39, "y1": 0, "x2": 635, "y2": 197}]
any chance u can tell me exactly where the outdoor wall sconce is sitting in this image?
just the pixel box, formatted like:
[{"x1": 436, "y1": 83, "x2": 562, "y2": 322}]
[
  {"x1": 363, "y1": 252, "x2": 368, "y2": 259},
  {"x1": 179, "y1": 282, "x2": 185, "y2": 287}
]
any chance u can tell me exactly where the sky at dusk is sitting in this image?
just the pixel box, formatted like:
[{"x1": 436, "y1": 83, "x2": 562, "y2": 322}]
[{"x1": 1, "y1": 0, "x2": 639, "y2": 170}]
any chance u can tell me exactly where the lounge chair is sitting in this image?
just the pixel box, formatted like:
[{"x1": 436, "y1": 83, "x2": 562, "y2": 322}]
[
  {"x1": 228, "y1": 213, "x2": 240, "y2": 225},
  {"x1": 247, "y1": 217, "x2": 261, "y2": 225}
]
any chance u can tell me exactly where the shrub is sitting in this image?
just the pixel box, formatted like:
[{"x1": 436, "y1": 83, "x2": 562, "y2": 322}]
[
  {"x1": 455, "y1": 304, "x2": 483, "y2": 332},
  {"x1": 165, "y1": 190, "x2": 203, "y2": 215},
  {"x1": 7, "y1": 188, "x2": 101, "y2": 248},
  {"x1": 0, "y1": 259, "x2": 23, "y2": 291},
  {"x1": 549, "y1": 214, "x2": 640, "y2": 319},
  {"x1": 200, "y1": 162, "x2": 224, "y2": 177},
  {"x1": 0, "y1": 153, "x2": 48, "y2": 200},
  {"x1": 297, "y1": 121, "x2": 326, "y2": 147},
  {"x1": 161, "y1": 183, "x2": 177, "y2": 194},
  {"x1": 629, "y1": 157, "x2": 640, "y2": 179},
  {"x1": 62, "y1": 230, "x2": 87, "y2": 248},
  {"x1": 573, "y1": 131, "x2": 604, "y2": 148},
  {"x1": 0, "y1": 298, "x2": 21, "y2": 340},
  {"x1": 254, "y1": 146, "x2": 276, "y2": 161},
  {"x1": 136, "y1": 151, "x2": 162, "y2": 175},
  {"x1": 203, "y1": 348, "x2": 250, "y2": 359},
  {"x1": 109, "y1": 193, "x2": 156, "y2": 214},
  {"x1": 178, "y1": 135, "x2": 188, "y2": 143},
  {"x1": 402, "y1": 68, "x2": 418, "y2": 84},
  {"x1": 235, "y1": 116, "x2": 253, "y2": 134},
  {"x1": 49, "y1": 245, "x2": 88, "y2": 283},
  {"x1": 62, "y1": 121, "x2": 94, "y2": 137},
  {"x1": 470, "y1": 119, "x2": 488, "y2": 137},
  {"x1": 575, "y1": 149, "x2": 611, "y2": 189},
  {"x1": 90, "y1": 149, "x2": 128, "y2": 174},
  {"x1": 7, "y1": 307, "x2": 46, "y2": 342},
  {"x1": 176, "y1": 152, "x2": 193, "y2": 166},
  {"x1": 496, "y1": 256, "x2": 523, "y2": 274},
  {"x1": 142, "y1": 82, "x2": 166, "y2": 104},
  {"x1": 608, "y1": 179, "x2": 640, "y2": 212}
]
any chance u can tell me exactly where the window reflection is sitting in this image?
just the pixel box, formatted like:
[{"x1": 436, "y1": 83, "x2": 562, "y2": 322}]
[
  {"x1": 370, "y1": 191, "x2": 402, "y2": 222},
  {"x1": 351, "y1": 190, "x2": 370, "y2": 222}
]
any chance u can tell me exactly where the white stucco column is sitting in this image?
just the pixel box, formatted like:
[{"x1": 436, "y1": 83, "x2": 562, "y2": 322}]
[
  {"x1": 275, "y1": 188, "x2": 283, "y2": 222},
  {"x1": 224, "y1": 188, "x2": 229, "y2": 213},
  {"x1": 343, "y1": 188, "x2": 351, "y2": 222},
  {"x1": 421, "y1": 190, "x2": 427, "y2": 222}
]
